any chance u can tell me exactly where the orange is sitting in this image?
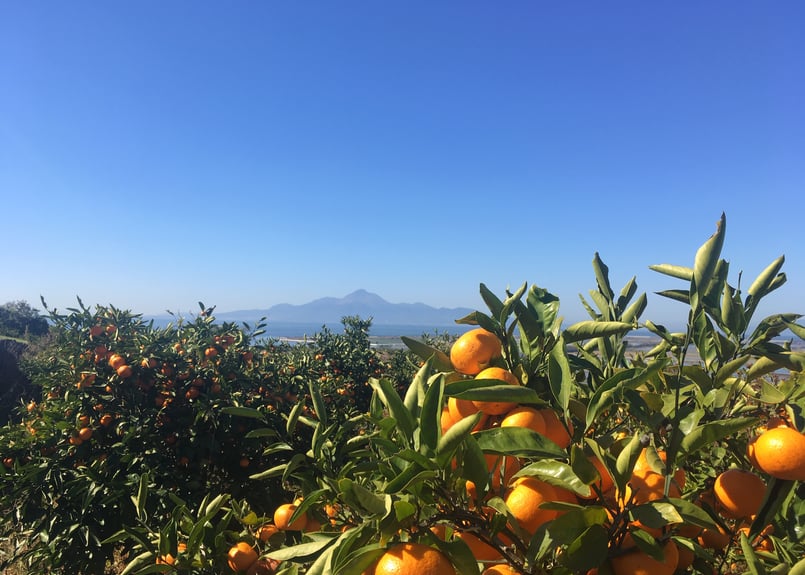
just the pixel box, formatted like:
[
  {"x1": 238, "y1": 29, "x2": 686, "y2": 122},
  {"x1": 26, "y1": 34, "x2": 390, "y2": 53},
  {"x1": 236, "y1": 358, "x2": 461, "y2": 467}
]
[
  {"x1": 274, "y1": 502, "x2": 307, "y2": 531},
  {"x1": 257, "y1": 523, "x2": 279, "y2": 542},
  {"x1": 481, "y1": 566, "x2": 518, "y2": 575},
  {"x1": 633, "y1": 448, "x2": 686, "y2": 489},
  {"x1": 471, "y1": 367, "x2": 520, "y2": 415},
  {"x1": 227, "y1": 541, "x2": 258, "y2": 572},
  {"x1": 455, "y1": 530, "x2": 502, "y2": 561},
  {"x1": 366, "y1": 542, "x2": 456, "y2": 575},
  {"x1": 713, "y1": 468, "x2": 766, "y2": 519},
  {"x1": 504, "y1": 476, "x2": 559, "y2": 535},
  {"x1": 116, "y1": 364, "x2": 133, "y2": 379},
  {"x1": 440, "y1": 407, "x2": 458, "y2": 434},
  {"x1": 698, "y1": 524, "x2": 730, "y2": 550},
  {"x1": 610, "y1": 537, "x2": 679, "y2": 575},
  {"x1": 623, "y1": 471, "x2": 681, "y2": 505},
  {"x1": 500, "y1": 406, "x2": 547, "y2": 435},
  {"x1": 156, "y1": 552, "x2": 176, "y2": 565},
  {"x1": 77, "y1": 427, "x2": 93, "y2": 441},
  {"x1": 247, "y1": 558, "x2": 280, "y2": 575},
  {"x1": 446, "y1": 397, "x2": 488, "y2": 432},
  {"x1": 450, "y1": 328, "x2": 502, "y2": 375},
  {"x1": 108, "y1": 353, "x2": 126, "y2": 370},
  {"x1": 537, "y1": 409, "x2": 574, "y2": 449},
  {"x1": 580, "y1": 455, "x2": 614, "y2": 499},
  {"x1": 752, "y1": 426, "x2": 805, "y2": 481}
]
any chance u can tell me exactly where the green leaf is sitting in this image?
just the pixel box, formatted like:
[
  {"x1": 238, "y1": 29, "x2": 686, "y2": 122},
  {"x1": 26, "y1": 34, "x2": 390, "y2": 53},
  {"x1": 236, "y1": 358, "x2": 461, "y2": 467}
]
[
  {"x1": 132, "y1": 473, "x2": 148, "y2": 522},
  {"x1": 446, "y1": 381, "x2": 543, "y2": 405},
  {"x1": 649, "y1": 263, "x2": 693, "y2": 281},
  {"x1": 340, "y1": 479, "x2": 390, "y2": 517},
  {"x1": 420, "y1": 371, "x2": 444, "y2": 453},
  {"x1": 692, "y1": 213, "x2": 726, "y2": 309},
  {"x1": 614, "y1": 432, "x2": 643, "y2": 494},
  {"x1": 436, "y1": 412, "x2": 483, "y2": 465},
  {"x1": 746, "y1": 255, "x2": 785, "y2": 309},
  {"x1": 739, "y1": 530, "x2": 767, "y2": 575},
  {"x1": 370, "y1": 378, "x2": 415, "y2": 446},
  {"x1": 563, "y1": 321, "x2": 633, "y2": 344},
  {"x1": 654, "y1": 289, "x2": 691, "y2": 305},
  {"x1": 263, "y1": 537, "x2": 337, "y2": 561},
  {"x1": 400, "y1": 336, "x2": 453, "y2": 371},
  {"x1": 525, "y1": 284, "x2": 561, "y2": 338},
  {"x1": 309, "y1": 379, "x2": 328, "y2": 428},
  {"x1": 474, "y1": 427, "x2": 567, "y2": 458},
  {"x1": 286, "y1": 401, "x2": 304, "y2": 436},
  {"x1": 592, "y1": 252, "x2": 615, "y2": 301},
  {"x1": 680, "y1": 417, "x2": 757, "y2": 456},
  {"x1": 516, "y1": 459, "x2": 591, "y2": 495},
  {"x1": 548, "y1": 339, "x2": 572, "y2": 413},
  {"x1": 480, "y1": 282, "x2": 505, "y2": 319},
  {"x1": 561, "y1": 524, "x2": 609, "y2": 572},
  {"x1": 789, "y1": 557, "x2": 805, "y2": 575},
  {"x1": 220, "y1": 406, "x2": 265, "y2": 420}
]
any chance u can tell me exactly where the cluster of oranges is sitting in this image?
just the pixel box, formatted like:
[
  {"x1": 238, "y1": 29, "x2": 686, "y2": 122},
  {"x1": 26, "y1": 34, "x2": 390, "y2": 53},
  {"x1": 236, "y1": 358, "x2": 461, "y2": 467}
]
[{"x1": 360, "y1": 327, "x2": 805, "y2": 575}]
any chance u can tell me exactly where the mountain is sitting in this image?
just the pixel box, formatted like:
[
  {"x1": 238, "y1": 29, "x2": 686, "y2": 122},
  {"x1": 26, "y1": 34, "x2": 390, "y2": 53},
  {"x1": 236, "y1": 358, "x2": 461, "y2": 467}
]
[{"x1": 213, "y1": 289, "x2": 475, "y2": 326}]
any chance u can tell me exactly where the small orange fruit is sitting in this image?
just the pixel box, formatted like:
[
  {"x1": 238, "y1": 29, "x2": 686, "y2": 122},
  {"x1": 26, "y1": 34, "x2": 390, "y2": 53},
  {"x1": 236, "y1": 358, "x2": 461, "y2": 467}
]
[
  {"x1": 77, "y1": 427, "x2": 93, "y2": 441},
  {"x1": 752, "y1": 426, "x2": 805, "y2": 481},
  {"x1": 116, "y1": 364, "x2": 133, "y2": 378},
  {"x1": 455, "y1": 530, "x2": 501, "y2": 561},
  {"x1": 227, "y1": 541, "x2": 258, "y2": 572},
  {"x1": 713, "y1": 468, "x2": 766, "y2": 519},
  {"x1": 504, "y1": 476, "x2": 560, "y2": 535},
  {"x1": 481, "y1": 565, "x2": 519, "y2": 575},
  {"x1": 274, "y1": 502, "x2": 307, "y2": 531},
  {"x1": 537, "y1": 408, "x2": 574, "y2": 449},
  {"x1": 366, "y1": 542, "x2": 456, "y2": 575},
  {"x1": 500, "y1": 406, "x2": 547, "y2": 435},
  {"x1": 610, "y1": 537, "x2": 679, "y2": 575},
  {"x1": 450, "y1": 328, "x2": 502, "y2": 375},
  {"x1": 108, "y1": 353, "x2": 126, "y2": 370}
]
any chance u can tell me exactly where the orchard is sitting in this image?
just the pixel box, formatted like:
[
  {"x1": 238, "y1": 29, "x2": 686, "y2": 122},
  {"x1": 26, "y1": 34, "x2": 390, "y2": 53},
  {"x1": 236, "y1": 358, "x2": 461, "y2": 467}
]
[{"x1": 1, "y1": 213, "x2": 804, "y2": 575}]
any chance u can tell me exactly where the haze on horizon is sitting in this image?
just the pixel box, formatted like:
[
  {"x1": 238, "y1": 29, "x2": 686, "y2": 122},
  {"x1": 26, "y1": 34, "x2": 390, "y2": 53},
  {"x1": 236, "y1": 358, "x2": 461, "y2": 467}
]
[{"x1": 2, "y1": 2, "x2": 804, "y2": 329}]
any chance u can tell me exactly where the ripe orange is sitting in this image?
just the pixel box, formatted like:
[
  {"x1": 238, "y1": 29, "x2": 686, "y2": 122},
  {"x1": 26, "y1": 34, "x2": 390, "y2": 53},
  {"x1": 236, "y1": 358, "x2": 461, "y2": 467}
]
[
  {"x1": 633, "y1": 448, "x2": 686, "y2": 489},
  {"x1": 156, "y1": 552, "x2": 176, "y2": 565},
  {"x1": 450, "y1": 328, "x2": 502, "y2": 375},
  {"x1": 227, "y1": 541, "x2": 258, "y2": 572},
  {"x1": 116, "y1": 364, "x2": 133, "y2": 378},
  {"x1": 623, "y1": 471, "x2": 681, "y2": 505},
  {"x1": 579, "y1": 455, "x2": 614, "y2": 499},
  {"x1": 471, "y1": 367, "x2": 520, "y2": 415},
  {"x1": 481, "y1": 565, "x2": 518, "y2": 575},
  {"x1": 274, "y1": 502, "x2": 308, "y2": 531},
  {"x1": 610, "y1": 537, "x2": 679, "y2": 575},
  {"x1": 504, "y1": 476, "x2": 560, "y2": 535},
  {"x1": 713, "y1": 468, "x2": 766, "y2": 519},
  {"x1": 537, "y1": 408, "x2": 574, "y2": 449},
  {"x1": 77, "y1": 427, "x2": 93, "y2": 441},
  {"x1": 366, "y1": 542, "x2": 456, "y2": 575},
  {"x1": 752, "y1": 426, "x2": 805, "y2": 481},
  {"x1": 108, "y1": 353, "x2": 126, "y2": 370},
  {"x1": 455, "y1": 530, "x2": 502, "y2": 561},
  {"x1": 698, "y1": 524, "x2": 730, "y2": 550},
  {"x1": 500, "y1": 406, "x2": 547, "y2": 435}
]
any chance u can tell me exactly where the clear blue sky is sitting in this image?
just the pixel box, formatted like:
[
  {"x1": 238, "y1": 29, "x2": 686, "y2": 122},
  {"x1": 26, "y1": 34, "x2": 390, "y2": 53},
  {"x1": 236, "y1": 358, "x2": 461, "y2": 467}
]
[{"x1": 2, "y1": 2, "x2": 803, "y2": 329}]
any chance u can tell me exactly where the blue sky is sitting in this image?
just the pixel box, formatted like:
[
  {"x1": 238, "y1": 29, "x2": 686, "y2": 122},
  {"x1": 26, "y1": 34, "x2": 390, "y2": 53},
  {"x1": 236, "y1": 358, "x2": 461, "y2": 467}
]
[{"x1": 2, "y1": 2, "x2": 803, "y2": 329}]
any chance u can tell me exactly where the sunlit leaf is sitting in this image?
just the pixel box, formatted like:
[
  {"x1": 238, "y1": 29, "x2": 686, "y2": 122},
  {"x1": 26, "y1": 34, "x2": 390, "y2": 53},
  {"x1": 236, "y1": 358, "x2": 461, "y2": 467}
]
[{"x1": 400, "y1": 336, "x2": 453, "y2": 371}]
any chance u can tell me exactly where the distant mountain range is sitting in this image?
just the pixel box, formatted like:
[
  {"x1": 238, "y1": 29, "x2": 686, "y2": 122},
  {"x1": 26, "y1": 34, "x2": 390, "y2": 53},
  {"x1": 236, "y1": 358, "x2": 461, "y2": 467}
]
[{"x1": 206, "y1": 290, "x2": 475, "y2": 327}]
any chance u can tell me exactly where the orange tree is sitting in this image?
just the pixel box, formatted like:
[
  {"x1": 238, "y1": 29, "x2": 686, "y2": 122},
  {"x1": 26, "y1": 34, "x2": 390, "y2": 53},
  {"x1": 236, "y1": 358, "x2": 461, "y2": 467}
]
[
  {"x1": 0, "y1": 303, "x2": 397, "y2": 573},
  {"x1": 109, "y1": 213, "x2": 803, "y2": 575}
]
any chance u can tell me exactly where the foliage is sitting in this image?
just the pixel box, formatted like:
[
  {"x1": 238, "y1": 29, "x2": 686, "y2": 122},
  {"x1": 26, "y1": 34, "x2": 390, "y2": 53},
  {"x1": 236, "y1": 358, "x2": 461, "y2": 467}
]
[
  {"x1": 0, "y1": 300, "x2": 49, "y2": 340},
  {"x1": 1, "y1": 214, "x2": 804, "y2": 575}
]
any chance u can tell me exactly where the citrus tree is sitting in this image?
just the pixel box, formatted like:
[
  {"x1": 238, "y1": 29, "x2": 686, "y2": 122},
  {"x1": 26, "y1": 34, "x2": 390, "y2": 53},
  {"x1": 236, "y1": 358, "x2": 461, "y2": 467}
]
[{"x1": 147, "y1": 213, "x2": 803, "y2": 575}]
